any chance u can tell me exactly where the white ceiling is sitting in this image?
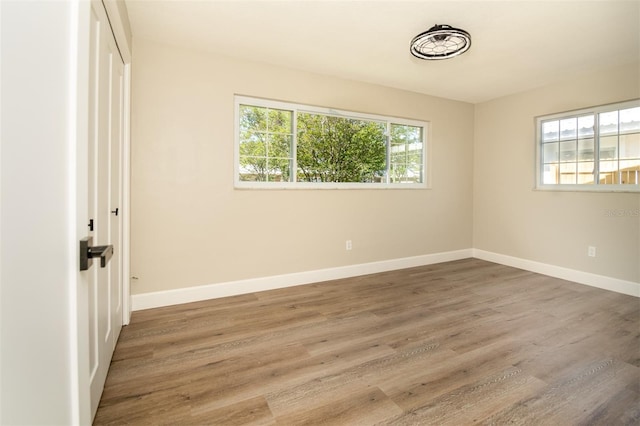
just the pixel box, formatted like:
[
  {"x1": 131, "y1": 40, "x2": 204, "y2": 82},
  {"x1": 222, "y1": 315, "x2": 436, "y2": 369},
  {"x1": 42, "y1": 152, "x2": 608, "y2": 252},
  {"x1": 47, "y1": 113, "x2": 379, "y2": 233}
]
[{"x1": 124, "y1": 0, "x2": 640, "y2": 104}]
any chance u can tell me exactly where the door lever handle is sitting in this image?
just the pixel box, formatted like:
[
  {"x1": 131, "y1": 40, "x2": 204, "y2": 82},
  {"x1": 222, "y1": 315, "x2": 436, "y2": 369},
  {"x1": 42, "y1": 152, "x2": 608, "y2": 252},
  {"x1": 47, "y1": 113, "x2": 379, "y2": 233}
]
[{"x1": 80, "y1": 236, "x2": 113, "y2": 271}]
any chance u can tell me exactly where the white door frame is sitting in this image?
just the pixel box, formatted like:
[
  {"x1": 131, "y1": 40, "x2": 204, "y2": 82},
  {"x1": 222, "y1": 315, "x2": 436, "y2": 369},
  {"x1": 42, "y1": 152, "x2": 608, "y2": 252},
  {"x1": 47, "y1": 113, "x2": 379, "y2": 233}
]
[{"x1": 72, "y1": 3, "x2": 92, "y2": 422}]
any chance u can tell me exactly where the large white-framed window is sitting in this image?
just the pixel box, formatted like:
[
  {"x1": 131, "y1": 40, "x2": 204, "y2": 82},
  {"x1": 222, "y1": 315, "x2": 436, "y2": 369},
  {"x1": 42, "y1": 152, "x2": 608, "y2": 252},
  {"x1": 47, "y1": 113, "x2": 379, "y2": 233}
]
[
  {"x1": 536, "y1": 99, "x2": 640, "y2": 192},
  {"x1": 235, "y1": 96, "x2": 429, "y2": 189}
]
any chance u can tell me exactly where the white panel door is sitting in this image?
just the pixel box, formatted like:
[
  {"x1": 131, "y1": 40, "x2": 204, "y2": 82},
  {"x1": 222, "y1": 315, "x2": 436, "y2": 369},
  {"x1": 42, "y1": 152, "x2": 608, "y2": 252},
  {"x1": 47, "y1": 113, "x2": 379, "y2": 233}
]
[
  {"x1": 110, "y1": 31, "x2": 125, "y2": 355},
  {"x1": 87, "y1": 0, "x2": 124, "y2": 419}
]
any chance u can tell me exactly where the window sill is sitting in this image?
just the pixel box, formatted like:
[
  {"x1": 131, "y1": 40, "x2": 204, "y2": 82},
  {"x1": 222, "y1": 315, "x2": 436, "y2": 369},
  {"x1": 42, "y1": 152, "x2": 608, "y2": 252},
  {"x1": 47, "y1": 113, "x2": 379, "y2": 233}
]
[
  {"x1": 234, "y1": 182, "x2": 430, "y2": 190},
  {"x1": 534, "y1": 184, "x2": 640, "y2": 193}
]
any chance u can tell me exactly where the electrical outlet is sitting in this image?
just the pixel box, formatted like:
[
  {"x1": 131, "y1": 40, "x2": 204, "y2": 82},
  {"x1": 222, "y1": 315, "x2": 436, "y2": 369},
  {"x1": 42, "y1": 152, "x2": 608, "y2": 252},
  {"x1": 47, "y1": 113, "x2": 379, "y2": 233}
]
[
  {"x1": 588, "y1": 246, "x2": 596, "y2": 257},
  {"x1": 346, "y1": 240, "x2": 352, "y2": 251}
]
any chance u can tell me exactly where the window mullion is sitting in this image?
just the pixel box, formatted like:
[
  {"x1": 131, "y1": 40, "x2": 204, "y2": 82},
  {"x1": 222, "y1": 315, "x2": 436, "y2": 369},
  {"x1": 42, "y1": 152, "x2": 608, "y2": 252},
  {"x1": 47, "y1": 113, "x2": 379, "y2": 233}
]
[
  {"x1": 386, "y1": 122, "x2": 391, "y2": 184},
  {"x1": 594, "y1": 113, "x2": 600, "y2": 186},
  {"x1": 292, "y1": 109, "x2": 298, "y2": 183},
  {"x1": 616, "y1": 115, "x2": 621, "y2": 185},
  {"x1": 265, "y1": 108, "x2": 270, "y2": 182}
]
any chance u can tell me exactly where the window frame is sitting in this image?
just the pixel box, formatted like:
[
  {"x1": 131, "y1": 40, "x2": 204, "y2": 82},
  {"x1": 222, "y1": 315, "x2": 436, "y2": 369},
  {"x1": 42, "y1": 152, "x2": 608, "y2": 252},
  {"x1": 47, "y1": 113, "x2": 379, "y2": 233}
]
[
  {"x1": 234, "y1": 96, "x2": 430, "y2": 189},
  {"x1": 535, "y1": 99, "x2": 640, "y2": 193}
]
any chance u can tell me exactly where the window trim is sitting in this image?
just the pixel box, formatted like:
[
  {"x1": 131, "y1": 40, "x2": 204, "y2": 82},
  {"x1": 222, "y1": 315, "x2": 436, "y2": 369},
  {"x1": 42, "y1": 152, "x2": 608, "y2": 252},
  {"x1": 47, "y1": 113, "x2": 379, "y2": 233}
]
[
  {"x1": 535, "y1": 99, "x2": 640, "y2": 193},
  {"x1": 234, "y1": 95, "x2": 430, "y2": 189}
]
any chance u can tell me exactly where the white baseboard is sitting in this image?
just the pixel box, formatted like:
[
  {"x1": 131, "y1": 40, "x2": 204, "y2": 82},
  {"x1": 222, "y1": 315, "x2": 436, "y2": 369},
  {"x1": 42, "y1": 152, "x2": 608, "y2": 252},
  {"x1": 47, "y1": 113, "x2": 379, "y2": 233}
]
[
  {"x1": 131, "y1": 247, "x2": 639, "y2": 311},
  {"x1": 473, "y1": 249, "x2": 640, "y2": 298},
  {"x1": 131, "y1": 249, "x2": 473, "y2": 311}
]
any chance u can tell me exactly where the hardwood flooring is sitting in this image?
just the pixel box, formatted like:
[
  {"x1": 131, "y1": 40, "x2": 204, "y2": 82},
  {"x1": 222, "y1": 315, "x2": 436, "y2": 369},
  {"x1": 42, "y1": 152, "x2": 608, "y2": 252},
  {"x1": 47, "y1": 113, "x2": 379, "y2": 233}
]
[{"x1": 94, "y1": 259, "x2": 640, "y2": 425}]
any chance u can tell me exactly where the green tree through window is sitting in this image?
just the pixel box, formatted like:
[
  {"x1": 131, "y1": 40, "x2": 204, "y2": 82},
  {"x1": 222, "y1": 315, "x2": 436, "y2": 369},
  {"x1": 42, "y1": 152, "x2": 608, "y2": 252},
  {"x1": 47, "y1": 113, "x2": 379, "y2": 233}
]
[
  {"x1": 297, "y1": 113, "x2": 386, "y2": 183},
  {"x1": 390, "y1": 124, "x2": 424, "y2": 183},
  {"x1": 239, "y1": 105, "x2": 293, "y2": 182}
]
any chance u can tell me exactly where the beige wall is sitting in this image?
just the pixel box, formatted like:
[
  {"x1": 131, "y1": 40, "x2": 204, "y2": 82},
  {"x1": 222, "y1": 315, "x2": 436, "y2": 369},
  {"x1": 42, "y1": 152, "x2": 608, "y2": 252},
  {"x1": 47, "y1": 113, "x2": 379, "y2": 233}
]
[
  {"x1": 131, "y1": 38, "x2": 639, "y2": 296},
  {"x1": 130, "y1": 38, "x2": 474, "y2": 295},
  {"x1": 473, "y1": 62, "x2": 640, "y2": 283}
]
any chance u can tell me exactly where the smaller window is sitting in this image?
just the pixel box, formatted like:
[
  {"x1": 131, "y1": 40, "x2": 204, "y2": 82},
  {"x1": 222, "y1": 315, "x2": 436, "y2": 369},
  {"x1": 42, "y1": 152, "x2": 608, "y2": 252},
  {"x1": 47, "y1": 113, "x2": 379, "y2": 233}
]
[
  {"x1": 238, "y1": 105, "x2": 293, "y2": 182},
  {"x1": 536, "y1": 100, "x2": 640, "y2": 192}
]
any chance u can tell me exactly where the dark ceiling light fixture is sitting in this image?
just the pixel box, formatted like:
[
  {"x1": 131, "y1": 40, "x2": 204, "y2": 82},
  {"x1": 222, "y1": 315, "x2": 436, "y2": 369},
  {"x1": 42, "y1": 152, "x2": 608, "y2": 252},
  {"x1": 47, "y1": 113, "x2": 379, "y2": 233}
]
[{"x1": 410, "y1": 24, "x2": 471, "y2": 60}]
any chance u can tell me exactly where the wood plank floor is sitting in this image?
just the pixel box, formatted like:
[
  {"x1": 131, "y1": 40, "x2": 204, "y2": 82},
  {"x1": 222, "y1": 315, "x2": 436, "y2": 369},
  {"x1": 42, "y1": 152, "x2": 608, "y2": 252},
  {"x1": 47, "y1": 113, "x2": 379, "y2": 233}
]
[{"x1": 94, "y1": 259, "x2": 640, "y2": 425}]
